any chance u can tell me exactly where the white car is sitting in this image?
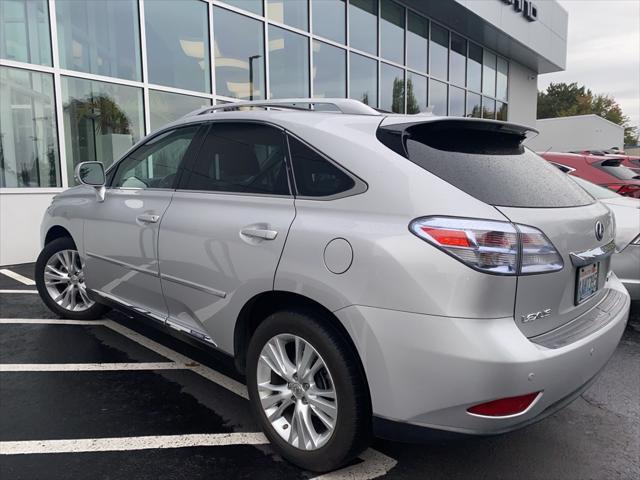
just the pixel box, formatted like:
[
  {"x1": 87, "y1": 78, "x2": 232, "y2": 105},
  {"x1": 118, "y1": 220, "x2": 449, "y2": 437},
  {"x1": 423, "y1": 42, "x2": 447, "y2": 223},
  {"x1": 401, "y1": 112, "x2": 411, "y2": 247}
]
[{"x1": 571, "y1": 176, "x2": 640, "y2": 300}]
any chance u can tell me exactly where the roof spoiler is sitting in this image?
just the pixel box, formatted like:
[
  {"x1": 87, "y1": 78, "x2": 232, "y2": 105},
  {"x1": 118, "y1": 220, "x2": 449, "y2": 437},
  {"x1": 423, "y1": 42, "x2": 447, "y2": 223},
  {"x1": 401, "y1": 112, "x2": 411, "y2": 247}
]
[{"x1": 379, "y1": 116, "x2": 538, "y2": 137}]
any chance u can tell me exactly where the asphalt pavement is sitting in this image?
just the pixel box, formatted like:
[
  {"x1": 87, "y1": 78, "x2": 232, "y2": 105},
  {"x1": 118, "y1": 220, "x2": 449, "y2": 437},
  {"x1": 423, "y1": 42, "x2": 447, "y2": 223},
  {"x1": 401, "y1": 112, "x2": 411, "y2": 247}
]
[{"x1": 0, "y1": 263, "x2": 638, "y2": 480}]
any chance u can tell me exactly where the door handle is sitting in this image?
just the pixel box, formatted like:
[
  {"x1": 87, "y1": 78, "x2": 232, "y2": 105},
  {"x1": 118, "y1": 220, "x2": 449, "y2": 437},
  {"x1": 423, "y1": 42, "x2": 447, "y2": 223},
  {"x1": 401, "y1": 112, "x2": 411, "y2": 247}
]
[
  {"x1": 240, "y1": 228, "x2": 278, "y2": 240},
  {"x1": 137, "y1": 214, "x2": 160, "y2": 224}
]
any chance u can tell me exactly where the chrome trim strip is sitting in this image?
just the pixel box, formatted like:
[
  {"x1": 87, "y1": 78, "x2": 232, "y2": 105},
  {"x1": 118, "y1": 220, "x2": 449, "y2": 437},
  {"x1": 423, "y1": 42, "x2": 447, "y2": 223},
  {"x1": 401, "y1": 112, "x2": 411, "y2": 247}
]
[
  {"x1": 86, "y1": 252, "x2": 159, "y2": 277},
  {"x1": 166, "y1": 319, "x2": 217, "y2": 346},
  {"x1": 569, "y1": 240, "x2": 616, "y2": 267},
  {"x1": 91, "y1": 290, "x2": 166, "y2": 323},
  {"x1": 160, "y1": 272, "x2": 227, "y2": 298}
]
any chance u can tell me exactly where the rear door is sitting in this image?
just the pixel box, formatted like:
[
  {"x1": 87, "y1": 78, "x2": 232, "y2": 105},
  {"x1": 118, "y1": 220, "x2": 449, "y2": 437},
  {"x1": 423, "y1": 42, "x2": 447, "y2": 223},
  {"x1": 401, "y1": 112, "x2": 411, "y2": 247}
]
[
  {"x1": 157, "y1": 122, "x2": 295, "y2": 351},
  {"x1": 84, "y1": 125, "x2": 203, "y2": 320}
]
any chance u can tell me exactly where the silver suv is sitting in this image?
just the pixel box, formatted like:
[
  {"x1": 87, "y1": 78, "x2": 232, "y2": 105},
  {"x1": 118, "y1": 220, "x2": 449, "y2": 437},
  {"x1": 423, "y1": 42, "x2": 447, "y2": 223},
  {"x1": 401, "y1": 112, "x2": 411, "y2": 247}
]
[{"x1": 36, "y1": 99, "x2": 630, "y2": 472}]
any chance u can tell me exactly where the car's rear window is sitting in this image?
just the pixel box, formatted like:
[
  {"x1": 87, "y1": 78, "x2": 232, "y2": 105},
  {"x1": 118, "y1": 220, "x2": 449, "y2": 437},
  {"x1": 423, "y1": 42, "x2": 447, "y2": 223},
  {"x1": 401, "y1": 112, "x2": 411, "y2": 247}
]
[
  {"x1": 378, "y1": 121, "x2": 594, "y2": 208},
  {"x1": 594, "y1": 159, "x2": 640, "y2": 180}
]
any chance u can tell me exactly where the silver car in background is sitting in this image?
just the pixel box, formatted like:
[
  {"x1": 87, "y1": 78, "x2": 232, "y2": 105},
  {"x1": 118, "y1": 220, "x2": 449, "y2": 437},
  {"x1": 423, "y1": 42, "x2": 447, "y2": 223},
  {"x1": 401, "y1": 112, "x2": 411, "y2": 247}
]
[
  {"x1": 571, "y1": 176, "x2": 640, "y2": 300},
  {"x1": 35, "y1": 99, "x2": 630, "y2": 472}
]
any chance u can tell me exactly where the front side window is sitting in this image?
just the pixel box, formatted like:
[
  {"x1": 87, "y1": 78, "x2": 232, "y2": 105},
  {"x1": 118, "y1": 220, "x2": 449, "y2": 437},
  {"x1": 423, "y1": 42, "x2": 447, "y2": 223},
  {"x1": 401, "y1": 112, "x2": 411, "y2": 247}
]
[
  {"x1": 182, "y1": 123, "x2": 290, "y2": 195},
  {"x1": 288, "y1": 136, "x2": 354, "y2": 197},
  {"x1": 112, "y1": 126, "x2": 200, "y2": 189}
]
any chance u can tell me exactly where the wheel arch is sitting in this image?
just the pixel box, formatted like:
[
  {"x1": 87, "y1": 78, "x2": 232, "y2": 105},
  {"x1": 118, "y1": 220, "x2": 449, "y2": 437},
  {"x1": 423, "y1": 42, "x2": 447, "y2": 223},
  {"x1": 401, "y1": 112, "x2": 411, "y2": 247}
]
[
  {"x1": 44, "y1": 225, "x2": 76, "y2": 247},
  {"x1": 233, "y1": 291, "x2": 368, "y2": 387}
]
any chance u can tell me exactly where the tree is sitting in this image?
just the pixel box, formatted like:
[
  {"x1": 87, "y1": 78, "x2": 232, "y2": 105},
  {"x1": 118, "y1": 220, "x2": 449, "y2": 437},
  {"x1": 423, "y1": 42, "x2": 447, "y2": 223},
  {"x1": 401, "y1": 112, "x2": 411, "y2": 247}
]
[{"x1": 537, "y1": 82, "x2": 638, "y2": 146}]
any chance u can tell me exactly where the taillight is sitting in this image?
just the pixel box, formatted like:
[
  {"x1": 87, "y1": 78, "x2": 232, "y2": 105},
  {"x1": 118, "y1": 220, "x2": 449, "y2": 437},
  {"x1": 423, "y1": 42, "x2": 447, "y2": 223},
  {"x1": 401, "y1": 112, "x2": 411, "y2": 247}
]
[
  {"x1": 409, "y1": 217, "x2": 563, "y2": 275},
  {"x1": 467, "y1": 392, "x2": 541, "y2": 417},
  {"x1": 615, "y1": 184, "x2": 640, "y2": 198}
]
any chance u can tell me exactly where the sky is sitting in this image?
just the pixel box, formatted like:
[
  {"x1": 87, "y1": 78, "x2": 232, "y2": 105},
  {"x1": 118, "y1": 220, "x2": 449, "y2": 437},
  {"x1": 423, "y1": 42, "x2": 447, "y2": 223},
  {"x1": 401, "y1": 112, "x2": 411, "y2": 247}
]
[{"x1": 537, "y1": 0, "x2": 640, "y2": 130}]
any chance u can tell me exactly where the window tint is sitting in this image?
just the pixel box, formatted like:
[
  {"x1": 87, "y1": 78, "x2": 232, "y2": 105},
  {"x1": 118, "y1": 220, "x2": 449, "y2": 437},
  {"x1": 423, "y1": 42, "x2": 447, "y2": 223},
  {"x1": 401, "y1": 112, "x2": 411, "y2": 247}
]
[
  {"x1": 112, "y1": 126, "x2": 199, "y2": 189},
  {"x1": 183, "y1": 123, "x2": 289, "y2": 195},
  {"x1": 288, "y1": 136, "x2": 355, "y2": 197},
  {"x1": 377, "y1": 122, "x2": 594, "y2": 208}
]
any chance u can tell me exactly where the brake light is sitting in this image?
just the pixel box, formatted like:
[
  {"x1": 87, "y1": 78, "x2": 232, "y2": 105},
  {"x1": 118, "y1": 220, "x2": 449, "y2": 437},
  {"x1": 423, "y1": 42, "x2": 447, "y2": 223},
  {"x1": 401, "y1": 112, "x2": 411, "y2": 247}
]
[
  {"x1": 467, "y1": 392, "x2": 541, "y2": 417},
  {"x1": 615, "y1": 184, "x2": 640, "y2": 198},
  {"x1": 409, "y1": 217, "x2": 563, "y2": 275}
]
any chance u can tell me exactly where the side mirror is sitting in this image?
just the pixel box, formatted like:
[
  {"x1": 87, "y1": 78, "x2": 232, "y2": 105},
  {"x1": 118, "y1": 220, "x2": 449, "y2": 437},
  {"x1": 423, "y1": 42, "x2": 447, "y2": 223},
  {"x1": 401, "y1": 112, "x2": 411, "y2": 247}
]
[{"x1": 75, "y1": 161, "x2": 106, "y2": 202}]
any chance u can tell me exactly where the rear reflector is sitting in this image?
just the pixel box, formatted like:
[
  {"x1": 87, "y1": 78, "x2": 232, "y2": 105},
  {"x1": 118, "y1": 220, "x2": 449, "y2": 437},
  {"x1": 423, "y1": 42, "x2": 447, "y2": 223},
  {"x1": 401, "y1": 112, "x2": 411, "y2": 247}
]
[{"x1": 467, "y1": 392, "x2": 541, "y2": 417}]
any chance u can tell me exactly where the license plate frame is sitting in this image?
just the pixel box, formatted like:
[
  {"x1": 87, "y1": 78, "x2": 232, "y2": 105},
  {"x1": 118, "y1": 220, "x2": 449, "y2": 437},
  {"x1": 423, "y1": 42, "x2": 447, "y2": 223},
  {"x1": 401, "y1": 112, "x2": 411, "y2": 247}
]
[{"x1": 575, "y1": 262, "x2": 600, "y2": 305}]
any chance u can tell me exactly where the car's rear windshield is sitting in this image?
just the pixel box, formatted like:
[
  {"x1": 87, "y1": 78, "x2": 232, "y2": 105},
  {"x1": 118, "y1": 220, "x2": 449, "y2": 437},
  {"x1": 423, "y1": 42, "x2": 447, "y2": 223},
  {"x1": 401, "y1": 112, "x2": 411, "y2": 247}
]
[
  {"x1": 570, "y1": 175, "x2": 620, "y2": 199},
  {"x1": 594, "y1": 159, "x2": 640, "y2": 180},
  {"x1": 377, "y1": 121, "x2": 594, "y2": 208}
]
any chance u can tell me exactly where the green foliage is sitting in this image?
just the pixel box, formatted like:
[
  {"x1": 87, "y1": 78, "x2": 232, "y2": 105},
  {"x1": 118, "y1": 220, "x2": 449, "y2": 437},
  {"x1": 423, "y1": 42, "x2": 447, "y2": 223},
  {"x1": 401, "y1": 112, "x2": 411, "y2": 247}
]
[{"x1": 537, "y1": 82, "x2": 637, "y2": 145}]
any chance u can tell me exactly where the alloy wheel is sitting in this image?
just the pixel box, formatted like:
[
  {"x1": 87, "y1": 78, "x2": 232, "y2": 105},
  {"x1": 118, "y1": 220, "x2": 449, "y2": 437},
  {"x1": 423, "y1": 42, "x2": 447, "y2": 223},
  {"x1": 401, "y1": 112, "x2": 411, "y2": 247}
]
[
  {"x1": 44, "y1": 249, "x2": 94, "y2": 312},
  {"x1": 257, "y1": 333, "x2": 338, "y2": 450}
]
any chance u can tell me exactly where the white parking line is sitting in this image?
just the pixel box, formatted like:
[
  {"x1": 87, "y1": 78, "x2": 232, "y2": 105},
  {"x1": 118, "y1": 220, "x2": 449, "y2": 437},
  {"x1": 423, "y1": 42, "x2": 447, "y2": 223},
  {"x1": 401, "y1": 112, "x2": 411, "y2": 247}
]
[
  {"x1": 0, "y1": 269, "x2": 35, "y2": 285},
  {"x1": 0, "y1": 289, "x2": 38, "y2": 294},
  {"x1": 0, "y1": 432, "x2": 269, "y2": 455},
  {"x1": 0, "y1": 316, "x2": 398, "y2": 478},
  {"x1": 0, "y1": 362, "x2": 188, "y2": 372}
]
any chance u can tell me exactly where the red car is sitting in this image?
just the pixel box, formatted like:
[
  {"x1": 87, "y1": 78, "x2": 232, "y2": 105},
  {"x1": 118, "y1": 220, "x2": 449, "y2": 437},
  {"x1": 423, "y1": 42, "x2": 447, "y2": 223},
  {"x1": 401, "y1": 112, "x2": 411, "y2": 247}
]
[
  {"x1": 540, "y1": 152, "x2": 640, "y2": 198},
  {"x1": 572, "y1": 150, "x2": 640, "y2": 173}
]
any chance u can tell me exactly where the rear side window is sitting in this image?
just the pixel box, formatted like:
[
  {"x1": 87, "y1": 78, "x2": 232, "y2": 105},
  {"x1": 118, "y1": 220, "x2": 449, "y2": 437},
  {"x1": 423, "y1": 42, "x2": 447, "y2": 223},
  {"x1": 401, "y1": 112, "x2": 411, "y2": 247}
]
[
  {"x1": 378, "y1": 121, "x2": 594, "y2": 208},
  {"x1": 288, "y1": 136, "x2": 355, "y2": 197},
  {"x1": 181, "y1": 123, "x2": 290, "y2": 195},
  {"x1": 594, "y1": 159, "x2": 640, "y2": 180}
]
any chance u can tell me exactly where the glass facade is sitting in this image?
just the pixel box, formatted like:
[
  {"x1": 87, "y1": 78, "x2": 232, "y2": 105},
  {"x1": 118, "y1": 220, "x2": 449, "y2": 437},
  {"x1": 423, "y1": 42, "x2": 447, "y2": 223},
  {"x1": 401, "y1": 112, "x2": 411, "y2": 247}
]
[{"x1": 0, "y1": 0, "x2": 510, "y2": 190}]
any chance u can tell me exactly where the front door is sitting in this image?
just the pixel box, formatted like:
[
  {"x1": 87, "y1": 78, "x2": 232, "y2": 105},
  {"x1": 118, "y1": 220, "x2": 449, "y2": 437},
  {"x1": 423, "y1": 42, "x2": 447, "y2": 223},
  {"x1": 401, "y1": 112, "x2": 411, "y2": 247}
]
[
  {"x1": 158, "y1": 122, "x2": 295, "y2": 351},
  {"x1": 84, "y1": 124, "x2": 202, "y2": 321}
]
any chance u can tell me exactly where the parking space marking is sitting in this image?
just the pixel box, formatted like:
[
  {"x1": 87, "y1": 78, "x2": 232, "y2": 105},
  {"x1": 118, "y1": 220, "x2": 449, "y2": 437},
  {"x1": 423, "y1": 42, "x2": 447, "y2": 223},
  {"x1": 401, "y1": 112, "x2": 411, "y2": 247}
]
[
  {"x1": 0, "y1": 362, "x2": 187, "y2": 372},
  {"x1": 0, "y1": 289, "x2": 38, "y2": 294},
  {"x1": 311, "y1": 449, "x2": 398, "y2": 480},
  {"x1": 0, "y1": 269, "x2": 35, "y2": 286},
  {"x1": 0, "y1": 432, "x2": 269, "y2": 455}
]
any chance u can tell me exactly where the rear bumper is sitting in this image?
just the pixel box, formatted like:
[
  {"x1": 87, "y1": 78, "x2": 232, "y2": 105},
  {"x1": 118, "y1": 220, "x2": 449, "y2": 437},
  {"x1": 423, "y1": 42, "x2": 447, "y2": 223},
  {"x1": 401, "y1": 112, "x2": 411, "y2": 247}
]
[{"x1": 335, "y1": 274, "x2": 630, "y2": 435}]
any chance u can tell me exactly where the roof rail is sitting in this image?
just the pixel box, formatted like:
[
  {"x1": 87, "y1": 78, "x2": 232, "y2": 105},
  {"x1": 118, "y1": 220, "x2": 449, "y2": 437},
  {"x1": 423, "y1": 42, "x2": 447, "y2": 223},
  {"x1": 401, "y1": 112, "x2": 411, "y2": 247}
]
[{"x1": 183, "y1": 98, "x2": 381, "y2": 117}]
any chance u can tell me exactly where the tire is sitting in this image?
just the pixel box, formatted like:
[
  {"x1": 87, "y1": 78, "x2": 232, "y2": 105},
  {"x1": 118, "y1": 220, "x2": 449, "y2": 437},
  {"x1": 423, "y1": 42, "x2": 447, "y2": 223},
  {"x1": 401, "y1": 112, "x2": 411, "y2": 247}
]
[
  {"x1": 35, "y1": 236, "x2": 109, "y2": 320},
  {"x1": 246, "y1": 308, "x2": 371, "y2": 472}
]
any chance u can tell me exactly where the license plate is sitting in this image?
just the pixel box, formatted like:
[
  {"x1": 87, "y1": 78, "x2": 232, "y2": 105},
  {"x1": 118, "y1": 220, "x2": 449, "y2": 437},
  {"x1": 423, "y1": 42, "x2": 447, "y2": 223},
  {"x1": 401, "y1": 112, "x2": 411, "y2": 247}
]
[{"x1": 576, "y1": 263, "x2": 599, "y2": 304}]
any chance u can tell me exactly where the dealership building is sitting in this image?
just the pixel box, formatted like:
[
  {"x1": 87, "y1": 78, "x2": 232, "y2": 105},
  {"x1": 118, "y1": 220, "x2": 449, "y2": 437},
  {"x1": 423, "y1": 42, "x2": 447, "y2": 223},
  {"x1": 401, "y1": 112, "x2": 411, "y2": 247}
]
[{"x1": 0, "y1": 0, "x2": 568, "y2": 265}]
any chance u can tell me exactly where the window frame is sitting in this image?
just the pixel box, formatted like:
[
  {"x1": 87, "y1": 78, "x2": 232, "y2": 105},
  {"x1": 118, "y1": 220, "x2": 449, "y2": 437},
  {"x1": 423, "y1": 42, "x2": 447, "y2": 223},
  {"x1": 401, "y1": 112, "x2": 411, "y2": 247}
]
[
  {"x1": 176, "y1": 119, "x2": 295, "y2": 198},
  {"x1": 107, "y1": 123, "x2": 207, "y2": 191}
]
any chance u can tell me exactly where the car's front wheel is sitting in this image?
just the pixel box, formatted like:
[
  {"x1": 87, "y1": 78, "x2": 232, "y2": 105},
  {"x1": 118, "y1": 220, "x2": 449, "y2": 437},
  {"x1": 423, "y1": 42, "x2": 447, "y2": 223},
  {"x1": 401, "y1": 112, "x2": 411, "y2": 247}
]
[
  {"x1": 35, "y1": 237, "x2": 109, "y2": 320},
  {"x1": 246, "y1": 309, "x2": 371, "y2": 472}
]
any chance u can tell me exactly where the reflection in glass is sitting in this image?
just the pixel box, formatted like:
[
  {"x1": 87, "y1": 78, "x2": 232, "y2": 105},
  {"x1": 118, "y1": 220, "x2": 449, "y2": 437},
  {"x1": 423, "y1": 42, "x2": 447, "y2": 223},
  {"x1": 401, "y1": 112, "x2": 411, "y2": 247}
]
[
  {"x1": 496, "y1": 101, "x2": 508, "y2": 121},
  {"x1": 146, "y1": 0, "x2": 210, "y2": 92},
  {"x1": 466, "y1": 92, "x2": 481, "y2": 118},
  {"x1": 224, "y1": 1, "x2": 263, "y2": 15},
  {"x1": 429, "y1": 79, "x2": 447, "y2": 116},
  {"x1": 497, "y1": 57, "x2": 508, "y2": 101},
  {"x1": 349, "y1": 53, "x2": 377, "y2": 107},
  {"x1": 430, "y1": 23, "x2": 448, "y2": 80},
  {"x1": 349, "y1": 0, "x2": 377, "y2": 55},
  {"x1": 407, "y1": 12, "x2": 428, "y2": 73},
  {"x1": 482, "y1": 97, "x2": 496, "y2": 119},
  {"x1": 269, "y1": 26, "x2": 309, "y2": 98},
  {"x1": 450, "y1": 33, "x2": 466, "y2": 87},
  {"x1": 214, "y1": 8, "x2": 265, "y2": 100},
  {"x1": 406, "y1": 73, "x2": 427, "y2": 114},
  {"x1": 149, "y1": 90, "x2": 211, "y2": 132},
  {"x1": 0, "y1": 66, "x2": 59, "y2": 187},
  {"x1": 312, "y1": 0, "x2": 345, "y2": 44},
  {"x1": 482, "y1": 51, "x2": 496, "y2": 97},
  {"x1": 56, "y1": 0, "x2": 140, "y2": 80},
  {"x1": 1, "y1": 0, "x2": 51, "y2": 66},
  {"x1": 449, "y1": 86, "x2": 465, "y2": 117},
  {"x1": 62, "y1": 76, "x2": 143, "y2": 184},
  {"x1": 268, "y1": 0, "x2": 307, "y2": 30},
  {"x1": 313, "y1": 41, "x2": 346, "y2": 98},
  {"x1": 467, "y1": 43, "x2": 482, "y2": 92},
  {"x1": 380, "y1": 0, "x2": 404, "y2": 65},
  {"x1": 381, "y1": 63, "x2": 404, "y2": 113}
]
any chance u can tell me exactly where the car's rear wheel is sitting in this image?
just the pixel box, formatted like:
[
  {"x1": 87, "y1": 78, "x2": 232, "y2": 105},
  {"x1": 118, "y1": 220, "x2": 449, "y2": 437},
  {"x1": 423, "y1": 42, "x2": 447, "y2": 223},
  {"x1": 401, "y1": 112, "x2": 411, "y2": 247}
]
[
  {"x1": 246, "y1": 309, "x2": 371, "y2": 472},
  {"x1": 35, "y1": 237, "x2": 109, "y2": 320}
]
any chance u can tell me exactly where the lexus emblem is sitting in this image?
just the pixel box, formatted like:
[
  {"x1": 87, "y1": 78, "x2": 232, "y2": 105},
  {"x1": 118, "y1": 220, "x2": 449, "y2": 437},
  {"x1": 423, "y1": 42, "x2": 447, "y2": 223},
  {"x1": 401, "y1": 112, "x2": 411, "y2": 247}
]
[{"x1": 595, "y1": 221, "x2": 605, "y2": 241}]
